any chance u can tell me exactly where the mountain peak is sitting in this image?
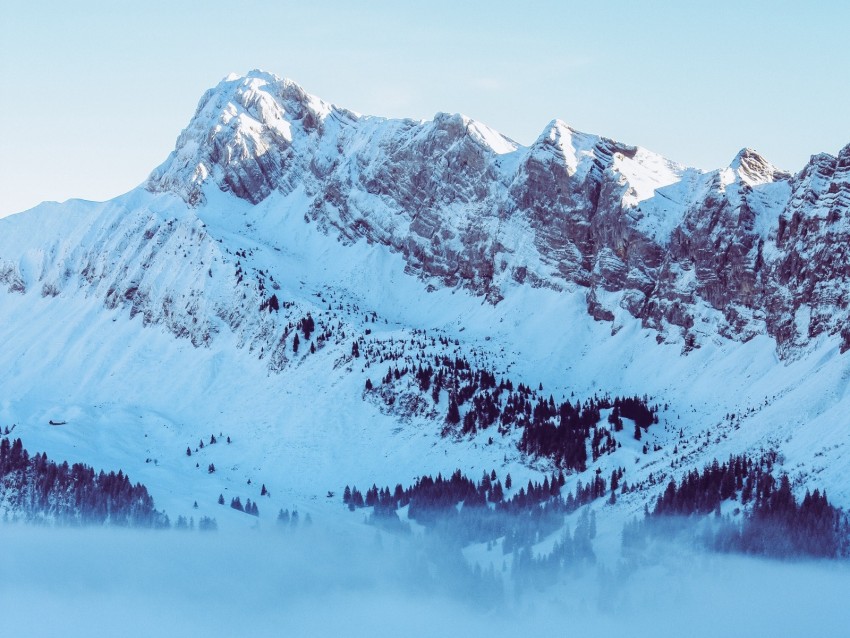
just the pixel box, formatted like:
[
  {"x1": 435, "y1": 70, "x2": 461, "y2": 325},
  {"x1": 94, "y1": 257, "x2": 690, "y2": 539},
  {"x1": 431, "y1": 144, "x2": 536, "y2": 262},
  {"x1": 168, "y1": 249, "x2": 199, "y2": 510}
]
[
  {"x1": 729, "y1": 147, "x2": 789, "y2": 186},
  {"x1": 146, "y1": 71, "x2": 346, "y2": 206},
  {"x1": 429, "y1": 111, "x2": 519, "y2": 155},
  {"x1": 528, "y1": 119, "x2": 602, "y2": 174},
  {"x1": 537, "y1": 118, "x2": 580, "y2": 142},
  {"x1": 232, "y1": 68, "x2": 281, "y2": 82}
]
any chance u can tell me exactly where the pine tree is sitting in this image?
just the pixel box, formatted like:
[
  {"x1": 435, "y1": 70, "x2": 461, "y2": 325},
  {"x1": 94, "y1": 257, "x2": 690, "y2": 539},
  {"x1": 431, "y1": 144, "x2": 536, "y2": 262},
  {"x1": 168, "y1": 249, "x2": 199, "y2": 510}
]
[
  {"x1": 186, "y1": 446, "x2": 191, "y2": 456},
  {"x1": 293, "y1": 333, "x2": 300, "y2": 353},
  {"x1": 301, "y1": 314, "x2": 315, "y2": 340},
  {"x1": 446, "y1": 399, "x2": 460, "y2": 425},
  {"x1": 218, "y1": 494, "x2": 224, "y2": 505},
  {"x1": 490, "y1": 480, "x2": 504, "y2": 503}
]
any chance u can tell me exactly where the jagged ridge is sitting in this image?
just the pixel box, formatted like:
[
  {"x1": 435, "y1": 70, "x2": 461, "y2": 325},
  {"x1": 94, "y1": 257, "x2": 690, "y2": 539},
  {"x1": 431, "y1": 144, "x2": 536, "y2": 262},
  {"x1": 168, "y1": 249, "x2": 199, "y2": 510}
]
[{"x1": 145, "y1": 70, "x2": 850, "y2": 356}]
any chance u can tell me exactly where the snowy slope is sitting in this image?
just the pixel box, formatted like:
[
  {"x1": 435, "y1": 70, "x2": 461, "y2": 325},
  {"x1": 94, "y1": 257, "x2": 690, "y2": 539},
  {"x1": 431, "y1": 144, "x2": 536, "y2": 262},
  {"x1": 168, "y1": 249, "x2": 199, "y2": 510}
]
[{"x1": 1, "y1": 70, "x2": 850, "y2": 536}]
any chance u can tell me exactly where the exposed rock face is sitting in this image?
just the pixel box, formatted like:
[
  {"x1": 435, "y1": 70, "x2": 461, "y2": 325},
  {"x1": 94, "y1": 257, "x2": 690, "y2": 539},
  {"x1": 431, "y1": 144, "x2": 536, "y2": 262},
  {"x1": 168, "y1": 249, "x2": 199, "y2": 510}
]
[
  {"x1": 128, "y1": 71, "x2": 850, "y2": 356},
  {"x1": 767, "y1": 145, "x2": 850, "y2": 353}
]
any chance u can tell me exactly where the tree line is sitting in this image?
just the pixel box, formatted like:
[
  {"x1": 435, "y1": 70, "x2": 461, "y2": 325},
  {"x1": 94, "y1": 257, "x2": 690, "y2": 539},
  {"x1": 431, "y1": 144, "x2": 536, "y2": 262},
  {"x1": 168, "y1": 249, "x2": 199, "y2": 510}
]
[
  {"x1": 344, "y1": 466, "x2": 608, "y2": 550},
  {"x1": 0, "y1": 437, "x2": 168, "y2": 527},
  {"x1": 623, "y1": 451, "x2": 850, "y2": 558}
]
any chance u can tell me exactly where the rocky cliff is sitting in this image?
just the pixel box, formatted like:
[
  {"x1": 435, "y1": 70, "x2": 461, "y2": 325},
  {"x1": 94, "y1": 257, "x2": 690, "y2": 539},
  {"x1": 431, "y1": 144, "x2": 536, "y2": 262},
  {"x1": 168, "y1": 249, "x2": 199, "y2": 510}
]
[{"x1": 144, "y1": 71, "x2": 850, "y2": 357}]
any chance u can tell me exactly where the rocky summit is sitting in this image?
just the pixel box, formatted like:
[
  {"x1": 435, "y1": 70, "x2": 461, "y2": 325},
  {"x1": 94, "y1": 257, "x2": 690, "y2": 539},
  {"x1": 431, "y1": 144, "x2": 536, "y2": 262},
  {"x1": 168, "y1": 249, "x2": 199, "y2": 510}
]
[{"x1": 145, "y1": 71, "x2": 850, "y2": 358}]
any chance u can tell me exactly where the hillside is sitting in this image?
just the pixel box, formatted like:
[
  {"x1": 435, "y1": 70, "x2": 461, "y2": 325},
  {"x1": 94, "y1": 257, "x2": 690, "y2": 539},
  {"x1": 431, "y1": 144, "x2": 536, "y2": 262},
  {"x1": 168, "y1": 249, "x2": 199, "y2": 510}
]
[{"x1": 1, "y1": 70, "x2": 849, "y2": 541}]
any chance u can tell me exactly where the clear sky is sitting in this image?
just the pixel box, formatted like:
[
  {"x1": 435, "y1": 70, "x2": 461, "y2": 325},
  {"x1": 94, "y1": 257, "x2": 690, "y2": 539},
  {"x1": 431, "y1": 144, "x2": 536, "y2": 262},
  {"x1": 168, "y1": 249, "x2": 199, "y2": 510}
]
[{"x1": 2, "y1": 0, "x2": 848, "y2": 217}]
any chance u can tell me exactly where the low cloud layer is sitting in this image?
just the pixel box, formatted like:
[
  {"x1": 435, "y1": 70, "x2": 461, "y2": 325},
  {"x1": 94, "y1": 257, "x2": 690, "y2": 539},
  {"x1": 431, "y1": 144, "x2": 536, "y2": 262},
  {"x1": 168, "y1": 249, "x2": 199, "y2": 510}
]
[{"x1": 2, "y1": 523, "x2": 849, "y2": 637}]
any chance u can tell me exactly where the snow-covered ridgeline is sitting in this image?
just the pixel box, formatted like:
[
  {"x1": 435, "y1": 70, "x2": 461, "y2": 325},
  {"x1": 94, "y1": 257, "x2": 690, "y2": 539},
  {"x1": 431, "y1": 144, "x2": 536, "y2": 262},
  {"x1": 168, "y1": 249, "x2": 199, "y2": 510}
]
[{"x1": 143, "y1": 71, "x2": 850, "y2": 354}]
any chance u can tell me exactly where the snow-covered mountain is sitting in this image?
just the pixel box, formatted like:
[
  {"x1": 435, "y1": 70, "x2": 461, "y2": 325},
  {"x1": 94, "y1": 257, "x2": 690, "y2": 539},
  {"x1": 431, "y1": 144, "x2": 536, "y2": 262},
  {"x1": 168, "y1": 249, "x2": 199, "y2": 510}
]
[
  {"x1": 145, "y1": 70, "x2": 850, "y2": 356},
  {"x1": 2, "y1": 69, "x2": 850, "y2": 530}
]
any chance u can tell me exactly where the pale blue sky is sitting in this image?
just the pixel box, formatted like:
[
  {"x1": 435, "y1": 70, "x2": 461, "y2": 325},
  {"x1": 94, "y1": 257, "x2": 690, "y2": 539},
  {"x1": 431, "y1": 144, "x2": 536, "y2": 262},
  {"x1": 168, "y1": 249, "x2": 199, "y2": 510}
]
[{"x1": 2, "y1": 1, "x2": 848, "y2": 216}]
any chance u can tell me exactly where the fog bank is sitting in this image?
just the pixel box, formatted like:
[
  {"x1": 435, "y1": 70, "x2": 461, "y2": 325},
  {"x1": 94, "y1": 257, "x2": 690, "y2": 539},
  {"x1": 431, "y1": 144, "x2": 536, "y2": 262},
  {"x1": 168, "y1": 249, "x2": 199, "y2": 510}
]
[{"x1": 1, "y1": 524, "x2": 849, "y2": 637}]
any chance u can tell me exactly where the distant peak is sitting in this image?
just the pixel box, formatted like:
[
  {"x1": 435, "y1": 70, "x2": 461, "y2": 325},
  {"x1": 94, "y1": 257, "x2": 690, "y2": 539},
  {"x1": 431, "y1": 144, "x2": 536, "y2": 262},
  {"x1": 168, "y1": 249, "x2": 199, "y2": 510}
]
[
  {"x1": 533, "y1": 119, "x2": 607, "y2": 159},
  {"x1": 730, "y1": 147, "x2": 765, "y2": 167},
  {"x1": 548, "y1": 118, "x2": 571, "y2": 130},
  {"x1": 539, "y1": 118, "x2": 573, "y2": 138},
  {"x1": 146, "y1": 70, "x2": 343, "y2": 206},
  {"x1": 209, "y1": 70, "x2": 321, "y2": 110},
  {"x1": 729, "y1": 147, "x2": 789, "y2": 186},
  {"x1": 431, "y1": 111, "x2": 471, "y2": 128},
  {"x1": 224, "y1": 69, "x2": 284, "y2": 85},
  {"x1": 534, "y1": 119, "x2": 572, "y2": 148},
  {"x1": 428, "y1": 112, "x2": 518, "y2": 154}
]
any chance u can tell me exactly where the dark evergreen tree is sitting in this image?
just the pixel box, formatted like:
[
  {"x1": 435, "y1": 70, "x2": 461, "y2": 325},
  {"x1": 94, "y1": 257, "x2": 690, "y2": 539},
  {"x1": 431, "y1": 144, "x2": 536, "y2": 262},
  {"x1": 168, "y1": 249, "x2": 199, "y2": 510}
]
[
  {"x1": 300, "y1": 314, "x2": 315, "y2": 340},
  {"x1": 446, "y1": 399, "x2": 460, "y2": 426}
]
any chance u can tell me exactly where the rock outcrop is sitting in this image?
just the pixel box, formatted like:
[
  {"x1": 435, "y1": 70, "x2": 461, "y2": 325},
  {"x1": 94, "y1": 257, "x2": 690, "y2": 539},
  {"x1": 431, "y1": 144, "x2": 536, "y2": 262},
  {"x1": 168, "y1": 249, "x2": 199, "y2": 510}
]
[{"x1": 41, "y1": 70, "x2": 850, "y2": 357}]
